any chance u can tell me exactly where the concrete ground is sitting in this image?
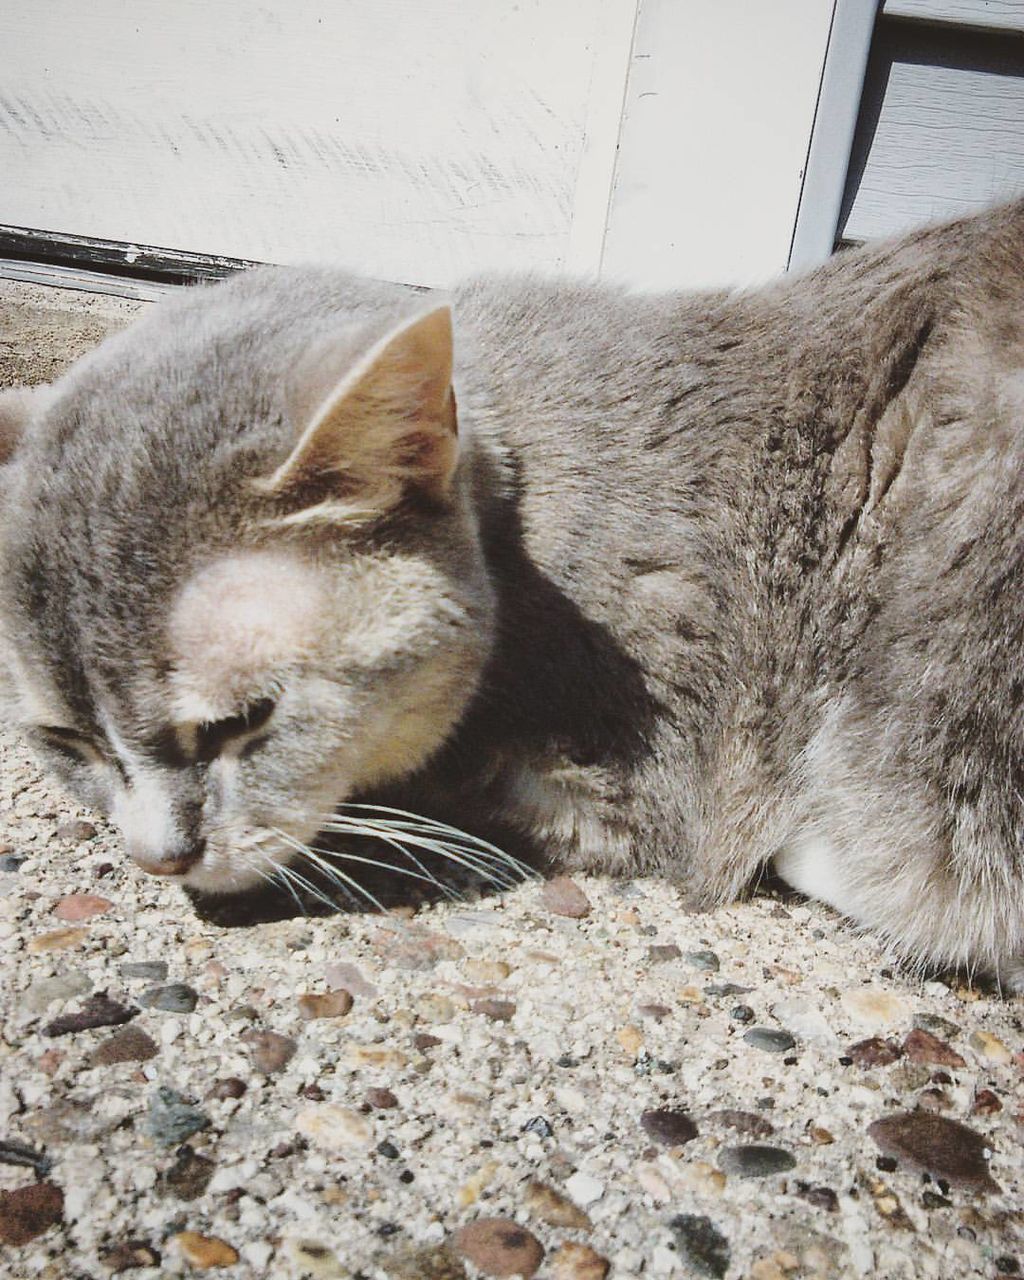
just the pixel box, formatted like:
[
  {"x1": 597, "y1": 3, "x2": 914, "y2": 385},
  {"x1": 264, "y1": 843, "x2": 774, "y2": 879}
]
[{"x1": 0, "y1": 278, "x2": 1021, "y2": 1280}]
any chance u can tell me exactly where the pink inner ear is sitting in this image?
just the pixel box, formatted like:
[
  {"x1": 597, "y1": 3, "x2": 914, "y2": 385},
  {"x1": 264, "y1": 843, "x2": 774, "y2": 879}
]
[{"x1": 259, "y1": 306, "x2": 458, "y2": 513}]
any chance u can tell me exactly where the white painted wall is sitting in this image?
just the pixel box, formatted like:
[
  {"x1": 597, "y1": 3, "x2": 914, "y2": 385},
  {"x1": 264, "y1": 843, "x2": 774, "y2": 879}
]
[
  {"x1": 602, "y1": 0, "x2": 837, "y2": 290},
  {"x1": 1, "y1": 1, "x2": 840, "y2": 291}
]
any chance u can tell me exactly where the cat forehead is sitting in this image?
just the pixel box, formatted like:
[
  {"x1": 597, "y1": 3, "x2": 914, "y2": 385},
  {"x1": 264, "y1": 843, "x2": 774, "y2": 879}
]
[{"x1": 167, "y1": 551, "x2": 328, "y2": 717}]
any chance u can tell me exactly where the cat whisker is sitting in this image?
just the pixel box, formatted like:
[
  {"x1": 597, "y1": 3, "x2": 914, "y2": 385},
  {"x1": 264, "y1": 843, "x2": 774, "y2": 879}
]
[
  {"x1": 318, "y1": 818, "x2": 521, "y2": 890},
  {"x1": 273, "y1": 827, "x2": 386, "y2": 913},
  {"x1": 307, "y1": 843, "x2": 465, "y2": 902}
]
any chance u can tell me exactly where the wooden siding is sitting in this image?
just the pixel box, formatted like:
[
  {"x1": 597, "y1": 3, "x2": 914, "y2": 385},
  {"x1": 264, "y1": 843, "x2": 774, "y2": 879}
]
[
  {"x1": 882, "y1": 0, "x2": 1024, "y2": 34},
  {"x1": 839, "y1": 21, "x2": 1024, "y2": 244}
]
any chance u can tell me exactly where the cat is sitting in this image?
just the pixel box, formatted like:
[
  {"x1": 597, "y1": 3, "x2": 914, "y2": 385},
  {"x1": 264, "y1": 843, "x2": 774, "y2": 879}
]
[{"x1": 1, "y1": 199, "x2": 1023, "y2": 990}]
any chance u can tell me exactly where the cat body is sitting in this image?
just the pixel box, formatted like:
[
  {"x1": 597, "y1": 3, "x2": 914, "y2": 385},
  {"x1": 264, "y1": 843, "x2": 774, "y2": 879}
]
[{"x1": 2, "y1": 201, "x2": 1024, "y2": 986}]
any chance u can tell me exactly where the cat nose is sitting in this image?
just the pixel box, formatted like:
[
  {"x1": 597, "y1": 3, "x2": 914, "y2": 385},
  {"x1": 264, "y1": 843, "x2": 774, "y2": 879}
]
[{"x1": 132, "y1": 838, "x2": 207, "y2": 877}]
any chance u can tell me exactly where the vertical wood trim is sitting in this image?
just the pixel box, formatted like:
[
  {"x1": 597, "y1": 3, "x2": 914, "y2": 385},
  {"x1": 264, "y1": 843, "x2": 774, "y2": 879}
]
[
  {"x1": 788, "y1": 0, "x2": 880, "y2": 272},
  {"x1": 565, "y1": 0, "x2": 641, "y2": 276}
]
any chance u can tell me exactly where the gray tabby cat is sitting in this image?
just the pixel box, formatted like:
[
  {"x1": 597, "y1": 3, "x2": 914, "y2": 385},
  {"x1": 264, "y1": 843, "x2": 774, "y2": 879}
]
[{"x1": 1, "y1": 200, "x2": 1023, "y2": 989}]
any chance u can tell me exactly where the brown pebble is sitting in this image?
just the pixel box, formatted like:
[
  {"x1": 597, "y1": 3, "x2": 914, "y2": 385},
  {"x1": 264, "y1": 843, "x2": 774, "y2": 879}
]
[
  {"x1": 44, "y1": 992, "x2": 139, "y2": 1037},
  {"x1": 472, "y1": 999, "x2": 516, "y2": 1022},
  {"x1": 797, "y1": 1184, "x2": 839, "y2": 1212},
  {"x1": 641, "y1": 1108, "x2": 699, "y2": 1147},
  {"x1": 638, "y1": 1003, "x2": 672, "y2": 1022},
  {"x1": 53, "y1": 893, "x2": 112, "y2": 922},
  {"x1": 241, "y1": 1030, "x2": 297, "y2": 1074},
  {"x1": 0, "y1": 1181, "x2": 64, "y2": 1245},
  {"x1": 868, "y1": 1112, "x2": 999, "y2": 1192},
  {"x1": 385, "y1": 1242, "x2": 467, "y2": 1279},
  {"x1": 206, "y1": 1077, "x2": 247, "y2": 1101},
  {"x1": 971, "y1": 1089, "x2": 1002, "y2": 1116},
  {"x1": 902, "y1": 1028, "x2": 966, "y2": 1068},
  {"x1": 414, "y1": 1032, "x2": 443, "y2": 1051},
  {"x1": 172, "y1": 1231, "x2": 239, "y2": 1269},
  {"x1": 56, "y1": 818, "x2": 98, "y2": 842},
  {"x1": 28, "y1": 927, "x2": 89, "y2": 953},
  {"x1": 706, "y1": 1109, "x2": 774, "y2": 1139},
  {"x1": 523, "y1": 1180, "x2": 592, "y2": 1230},
  {"x1": 372, "y1": 924, "x2": 464, "y2": 971},
  {"x1": 453, "y1": 1217, "x2": 544, "y2": 1278},
  {"x1": 848, "y1": 1037, "x2": 903, "y2": 1067},
  {"x1": 37, "y1": 1049, "x2": 63, "y2": 1076},
  {"x1": 540, "y1": 875, "x2": 592, "y2": 918},
  {"x1": 647, "y1": 944, "x2": 682, "y2": 963},
  {"x1": 297, "y1": 990, "x2": 353, "y2": 1020},
  {"x1": 550, "y1": 1242, "x2": 610, "y2": 1280},
  {"x1": 90, "y1": 1026, "x2": 159, "y2": 1067},
  {"x1": 159, "y1": 1146, "x2": 216, "y2": 1201},
  {"x1": 917, "y1": 1087, "x2": 953, "y2": 1112},
  {"x1": 365, "y1": 1087, "x2": 399, "y2": 1110},
  {"x1": 807, "y1": 1125, "x2": 835, "y2": 1145},
  {"x1": 99, "y1": 1238, "x2": 161, "y2": 1272}
]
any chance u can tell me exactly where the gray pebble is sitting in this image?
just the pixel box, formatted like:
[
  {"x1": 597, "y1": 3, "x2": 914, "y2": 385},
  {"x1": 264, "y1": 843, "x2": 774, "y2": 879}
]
[
  {"x1": 119, "y1": 961, "x2": 169, "y2": 982},
  {"x1": 718, "y1": 1144, "x2": 797, "y2": 1178},
  {"x1": 0, "y1": 854, "x2": 26, "y2": 873},
  {"x1": 913, "y1": 1013, "x2": 961, "y2": 1040},
  {"x1": 686, "y1": 950, "x2": 720, "y2": 972},
  {"x1": 139, "y1": 983, "x2": 198, "y2": 1014},
  {"x1": 704, "y1": 983, "x2": 751, "y2": 998},
  {"x1": 743, "y1": 1027, "x2": 796, "y2": 1053},
  {"x1": 25, "y1": 972, "x2": 92, "y2": 1015},
  {"x1": 669, "y1": 1214, "x2": 730, "y2": 1279},
  {"x1": 730, "y1": 1005, "x2": 755, "y2": 1023},
  {"x1": 145, "y1": 1087, "x2": 210, "y2": 1147}
]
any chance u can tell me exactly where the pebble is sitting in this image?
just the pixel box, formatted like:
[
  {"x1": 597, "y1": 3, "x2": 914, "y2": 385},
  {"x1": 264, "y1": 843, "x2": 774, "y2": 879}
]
[
  {"x1": 743, "y1": 1027, "x2": 796, "y2": 1054},
  {"x1": 463, "y1": 959, "x2": 511, "y2": 983},
  {"x1": 523, "y1": 1179, "x2": 592, "y2": 1230},
  {"x1": 0, "y1": 1181, "x2": 64, "y2": 1245},
  {"x1": 647, "y1": 944, "x2": 682, "y2": 963},
  {"x1": 797, "y1": 1185, "x2": 839, "y2": 1212},
  {"x1": 139, "y1": 983, "x2": 199, "y2": 1014},
  {"x1": 172, "y1": 1231, "x2": 239, "y2": 1269},
  {"x1": 686, "y1": 950, "x2": 720, "y2": 971},
  {"x1": 902, "y1": 1028, "x2": 966, "y2": 1067},
  {"x1": 298, "y1": 990, "x2": 353, "y2": 1020},
  {"x1": 453, "y1": 1217, "x2": 544, "y2": 1278},
  {"x1": 159, "y1": 1145, "x2": 216, "y2": 1200},
  {"x1": 281, "y1": 1237, "x2": 349, "y2": 1278},
  {"x1": 27, "y1": 927, "x2": 88, "y2": 953},
  {"x1": 706, "y1": 1109, "x2": 774, "y2": 1139},
  {"x1": 669, "y1": 1214, "x2": 730, "y2": 1280},
  {"x1": 89, "y1": 1025, "x2": 159, "y2": 1066},
  {"x1": 364, "y1": 1087, "x2": 399, "y2": 1110},
  {"x1": 43, "y1": 992, "x2": 138, "y2": 1037},
  {"x1": 718, "y1": 1145, "x2": 797, "y2": 1178},
  {"x1": 840, "y1": 988, "x2": 908, "y2": 1029},
  {"x1": 296, "y1": 1104, "x2": 373, "y2": 1150},
  {"x1": 385, "y1": 1243, "x2": 466, "y2": 1279},
  {"x1": 99, "y1": 1239, "x2": 161, "y2": 1272},
  {"x1": 640, "y1": 1108, "x2": 699, "y2": 1147},
  {"x1": 868, "y1": 1112, "x2": 998, "y2": 1192},
  {"x1": 206, "y1": 1077, "x2": 247, "y2": 1101},
  {"x1": 472, "y1": 998, "x2": 516, "y2": 1022},
  {"x1": 971, "y1": 1088, "x2": 1002, "y2": 1115},
  {"x1": 564, "y1": 1171, "x2": 604, "y2": 1207},
  {"x1": 52, "y1": 893, "x2": 112, "y2": 921},
  {"x1": 914, "y1": 1013, "x2": 961, "y2": 1039},
  {"x1": 324, "y1": 962, "x2": 377, "y2": 998},
  {"x1": 119, "y1": 961, "x2": 169, "y2": 981},
  {"x1": 969, "y1": 1030, "x2": 1012, "y2": 1064},
  {"x1": 540, "y1": 875, "x2": 592, "y2": 919},
  {"x1": 848, "y1": 1037, "x2": 903, "y2": 1067},
  {"x1": 730, "y1": 1004, "x2": 754, "y2": 1023},
  {"x1": 146, "y1": 1086, "x2": 211, "y2": 1147},
  {"x1": 616, "y1": 1024, "x2": 644, "y2": 1056},
  {"x1": 374, "y1": 923, "x2": 464, "y2": 970},
  {"x1": 550, "y1": 1242, "x2": 610, "y2": 1280},
  {"x1": 0, "y1": 1137, "x2": 52, "y2": 1176},
  {"x1": 24, "y1": 971, "x2": 92, "y2": 1014},
  {"x1": 0, "y1": 853, "x2": 26, "y2": 872},
  {"x1": 56, "y1": 818, "x2": 97, "y2": 842},
  {"x1": 242, "y1": 1030, "x2": 297, "y2": 1074}
]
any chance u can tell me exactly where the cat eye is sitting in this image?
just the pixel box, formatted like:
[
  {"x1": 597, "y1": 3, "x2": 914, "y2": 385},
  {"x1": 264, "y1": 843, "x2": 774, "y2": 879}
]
[{"x1": 196, "y1": 697, "x2": 276, "y2": 761}]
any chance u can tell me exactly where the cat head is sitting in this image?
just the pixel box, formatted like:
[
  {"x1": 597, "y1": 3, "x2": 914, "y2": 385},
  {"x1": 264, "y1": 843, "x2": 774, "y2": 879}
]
[{"x1": 0, "y1": 270, "x2": 495, "y2": 894}]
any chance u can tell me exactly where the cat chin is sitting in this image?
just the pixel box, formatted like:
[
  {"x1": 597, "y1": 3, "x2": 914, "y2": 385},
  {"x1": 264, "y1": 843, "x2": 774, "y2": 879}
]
[{"x1": 172, "y1": 859, "x2": 269, "y2": 897}]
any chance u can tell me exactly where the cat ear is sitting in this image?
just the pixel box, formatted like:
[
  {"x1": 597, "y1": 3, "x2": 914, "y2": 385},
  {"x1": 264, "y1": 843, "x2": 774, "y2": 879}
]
[
  {"x1": 257, "y1": 306, "x2": 458, "y2": 523},
  {"x1": 0, "y1": 384, "x2": 54, "y2": 464}
]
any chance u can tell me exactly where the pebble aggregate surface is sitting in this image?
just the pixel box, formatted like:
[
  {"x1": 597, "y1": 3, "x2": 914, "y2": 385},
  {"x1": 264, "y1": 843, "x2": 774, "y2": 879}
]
[{"x1": 1, "y1": 282, "x2": 1023, "y2": 1277}]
